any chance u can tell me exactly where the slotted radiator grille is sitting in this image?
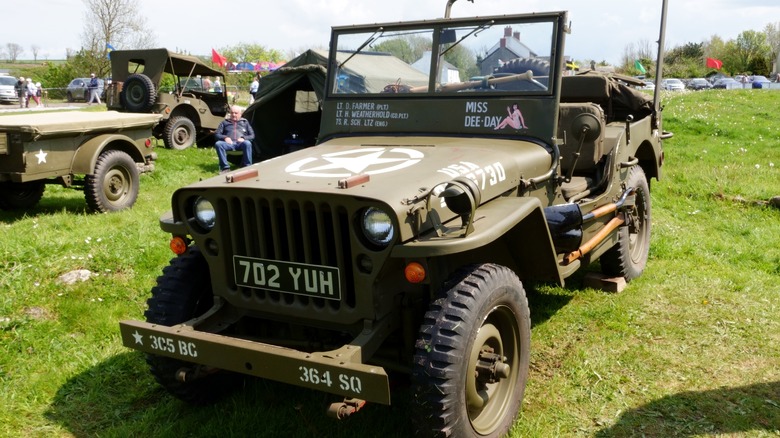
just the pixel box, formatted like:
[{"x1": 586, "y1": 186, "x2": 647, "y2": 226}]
[{"x1": 216, "y1": 194, "x2": 357, "y2": 313}]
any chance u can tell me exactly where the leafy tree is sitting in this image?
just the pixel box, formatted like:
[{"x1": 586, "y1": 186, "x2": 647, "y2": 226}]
[
  {"x1": 217, "y1": 42, "x2": 285, "y2": 65},
  {"x1": 732, "y1": 30, "x2": 771, "y2": 73},
  {"x1": 80, "y1": 0, "x2": 157, "y2": 76}
]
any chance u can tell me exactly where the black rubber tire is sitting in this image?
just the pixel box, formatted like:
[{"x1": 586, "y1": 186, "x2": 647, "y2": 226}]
[
  {"x1": 144, "y1": 247, "x2": 241, "y2": 405},
  {"x1": 495, "y1": 57, "x2": 551, "y2": 76},
  {"x1": 121, "y1": 73, "x2": 156, "y2": 112},
  {"x1": 66, "y1": 91, "x2": 74, "y2": 102},
  {"x1": 84, "y1": 150, "x2": 139, "y2": 213},
  {"x1": 0, "y1": 181, "x2": 45, "y2": 210},
  {"x1": 163, "y1": 116, "x2": 196, "y2": 150},
  {"x1": 412, "y1": 264, "x2": 531, "y2": 438},
  {"x1": 600, "y1": 166, "x2": 651, "y2": 281}
]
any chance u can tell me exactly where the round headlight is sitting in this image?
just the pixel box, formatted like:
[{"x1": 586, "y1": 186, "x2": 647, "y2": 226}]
[
  {"x1": 193, "y1": 197, "x2": 216, "y2": 230},
  {"x1": 361, "y1": 207, "x2": 395, "y2": 247}
]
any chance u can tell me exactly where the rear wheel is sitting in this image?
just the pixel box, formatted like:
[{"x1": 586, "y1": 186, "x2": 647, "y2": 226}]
[
  {"x1": 84, "y1": 150, "x2": 139, "y2": 213},
  {"x1": 0, "y1": 181, "x2": 45, "y2": 210},
  {"x1": 144, "y1": 247, "x2": 241, "y2": 404},
  {"x1": 66, "y1": 92, "x2": 74, "y2": 102},
  {"x1": 163, "y1": 116, "x2": 196, "y2": 150},
  {"x1": 600, "y1": 165, "x2": 651, "y2": 280},
  {"x1": 412, "y1": 264, "x2": 530, "y2": 438}
]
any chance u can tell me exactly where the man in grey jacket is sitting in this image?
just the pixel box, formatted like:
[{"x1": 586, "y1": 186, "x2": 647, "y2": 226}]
[{"x1": 215, "y1": 106, "x2": 254, "y2": 173}]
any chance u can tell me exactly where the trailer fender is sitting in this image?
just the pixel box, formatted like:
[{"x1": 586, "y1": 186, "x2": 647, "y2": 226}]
[{"x1": 71, "y1": 134, "x2": 145, "y2": 174}]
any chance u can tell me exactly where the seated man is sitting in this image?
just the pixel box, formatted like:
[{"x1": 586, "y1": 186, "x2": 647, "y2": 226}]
[{"x1": 215, "y1": 106, "x2": 254, "y2": 174}]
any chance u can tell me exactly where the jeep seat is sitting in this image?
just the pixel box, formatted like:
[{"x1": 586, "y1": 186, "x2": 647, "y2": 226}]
[{"x1": 557, "y1": 103, "x2": 606, "y2": 199}]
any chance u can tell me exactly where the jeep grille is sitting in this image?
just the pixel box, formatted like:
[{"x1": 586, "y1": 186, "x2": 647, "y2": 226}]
[{"x1": 209, "y1": 193, "x2": 359, "y2": 317}]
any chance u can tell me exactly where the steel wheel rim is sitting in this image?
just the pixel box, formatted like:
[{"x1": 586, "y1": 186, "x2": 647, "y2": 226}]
[{"x1": 103, "y1": 167, "x2": 130, "y2": 203}]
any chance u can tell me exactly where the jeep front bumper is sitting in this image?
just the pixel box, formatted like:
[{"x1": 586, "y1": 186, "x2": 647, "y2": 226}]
[{"x1": 119, "y1": 319, "x2": 391, "y2": 404}]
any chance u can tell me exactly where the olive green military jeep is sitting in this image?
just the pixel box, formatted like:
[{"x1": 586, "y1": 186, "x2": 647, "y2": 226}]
[
  {"x1": 120, "y1": 4, "x2": 669, "y2": 436},
  {"x1": 106, "y1": 48, "x2": 229, "y2": 150}
]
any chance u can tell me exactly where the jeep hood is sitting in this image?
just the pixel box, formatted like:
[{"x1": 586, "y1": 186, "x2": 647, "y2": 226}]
[{"x1": 183, "y1": 135, "x2": 552, "y2": 211}]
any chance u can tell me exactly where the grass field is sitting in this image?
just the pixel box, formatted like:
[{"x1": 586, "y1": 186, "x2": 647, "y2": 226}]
[{"x1": 1, "y1": 89, "x2": 779, "y2": 437}]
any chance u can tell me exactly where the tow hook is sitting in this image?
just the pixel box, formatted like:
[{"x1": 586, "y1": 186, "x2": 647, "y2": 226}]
[
  {"x1": 475, "y1": 347, "x2": 510, "y2": 384},
  {"x1": 175, "y1": 365, "x2": 219, "y2": 382},
  {"x1": 327, "y1": 398, "x2": 367, "y2": 419}
]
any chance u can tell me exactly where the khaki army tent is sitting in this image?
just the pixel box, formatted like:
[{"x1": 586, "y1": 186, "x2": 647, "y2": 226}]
[{"x1": 242, "y1": 49, "x2": 428, "y2": 161}]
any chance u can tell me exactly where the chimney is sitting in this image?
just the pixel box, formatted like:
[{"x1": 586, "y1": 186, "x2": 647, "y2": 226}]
[
  {"x1": 504, "y1": 26, "x2": 512, "y2": 37},
  {"x1": 513, "y1": 31, "x2": 520, "y2": 41}
]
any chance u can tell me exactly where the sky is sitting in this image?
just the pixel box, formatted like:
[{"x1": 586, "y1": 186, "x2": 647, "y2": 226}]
[{"x1": 2, "y1": 0, "x2": 780, "y2": 66}]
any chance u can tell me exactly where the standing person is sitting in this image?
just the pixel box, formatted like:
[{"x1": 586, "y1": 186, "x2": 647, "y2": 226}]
[
  {"x1": 213, "y1": 77, "x2": 222, "y2": 93},
  {"x1": 202, "y1": 76, "x2": 212, "y2": 91},
  {"x1": 248, "y1": 74, "x2": 260, "y2": 104},
  {"x1": 88, "y1": 73, "x2": 101, "y2": 104},
  {"x1": 26, "y1": 79, "x2": 40, "y2": 107},
  {"x1": 214, "y1": 106, "x2": 254, "y2": 174},
  {"x1": 35, "y1": 82, "x2": 43, "y2": 106},
  {"x1": 15, "y1": 77, "x2": 26, "y2": 108}
]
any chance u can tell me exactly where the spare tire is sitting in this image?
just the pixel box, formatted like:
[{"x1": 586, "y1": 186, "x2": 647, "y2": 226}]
[
  {"x1": 121, "y1": 73, "x2": 157, "y2": 112},
  {"x1": 495, "y1": 57, "x2": 550, "y2": 76}
]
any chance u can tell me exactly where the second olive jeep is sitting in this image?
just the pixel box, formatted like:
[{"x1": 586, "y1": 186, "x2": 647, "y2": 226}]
[{"x1": 106, "y1": 48, "x2": 229, "y2": 150}]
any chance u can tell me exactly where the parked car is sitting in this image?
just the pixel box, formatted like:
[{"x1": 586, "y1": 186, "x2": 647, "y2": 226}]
[
  {"x1": 66, "y1": 77, "x2": 105, "y2": 102},
  {"x1": 750, "y1": 75, "x2": 771, "y2": 89},
  {"x1": 712, "y1": 78, "x2": 740, "y2": 89},
  {"x1": 0, "y1": 75, "x2": 18, "y2": 104},
  {"x1": 662, "y1": 78, "x2": 685, "y2": 91},
  {"x1": 687, "y1": 78, "x2": 711, "y2": 90}
]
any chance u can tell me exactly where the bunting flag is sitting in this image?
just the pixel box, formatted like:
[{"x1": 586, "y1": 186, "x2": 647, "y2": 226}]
[
  {"x1": 211, "y1": 48, "x2": 226, "y2": 67},
  {"x1": 706, "y1": 57, "x2": 723, "y2": 70},
  {"x1": 634, "y1": 60, "x2": 647, "y2": 75},
  {"x1": 106, "y1": 43, "x2": 115, "y2": 59}
]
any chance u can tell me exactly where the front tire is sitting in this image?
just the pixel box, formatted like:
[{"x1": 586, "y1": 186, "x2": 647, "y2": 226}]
[
  {"x1": 144, "y1": 248, "x2": 240, "y2": 404},
  {"x1": 0, "y1": 181, "x2": 45, "y2": 210},
  {"x1": 84, "y1": 150, "x2": 139, "y2": 213},
  {"x1": 412, "y1": 264, "x2": 531, "y2": 438},
  {"x1": 600, "y1": 165, "x2": 651, "y2": 280},
  {"x1": 163, "y1": 116, "x2": 196, "y2": 150}
]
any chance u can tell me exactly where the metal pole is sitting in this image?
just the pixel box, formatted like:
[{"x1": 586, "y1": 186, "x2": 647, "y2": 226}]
[{"x1": 652, "y1": 0, "x2": 669, "y2": 127}]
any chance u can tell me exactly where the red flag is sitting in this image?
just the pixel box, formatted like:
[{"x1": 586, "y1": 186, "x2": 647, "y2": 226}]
[
  {"x1": 706, "y1": 57, "x2": 723, "y2": 70},
  {"x1": 211, "y1": 48, "x2": 226, "y2": 67}
]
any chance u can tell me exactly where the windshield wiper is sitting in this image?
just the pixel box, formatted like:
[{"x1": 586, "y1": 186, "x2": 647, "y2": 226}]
[{"x1": 338, "y1": 27, "x2": 384, "y2": 70}]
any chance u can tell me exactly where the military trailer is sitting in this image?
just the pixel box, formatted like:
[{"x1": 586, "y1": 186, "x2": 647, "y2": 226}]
[
  {"x1": 106, "y1": 48, "x2": 229, "y2": 150},
  {"x1": 0, "y1": 111, "x2": 159, "y2": 213},
  {"x1": 120, "y1": 2, "x2": 669, "y2": 436}
]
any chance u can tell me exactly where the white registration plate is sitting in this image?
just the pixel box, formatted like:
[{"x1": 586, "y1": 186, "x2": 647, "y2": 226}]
[{"x1": 233, "y1": 255, "x2": 341, "y2": 300}]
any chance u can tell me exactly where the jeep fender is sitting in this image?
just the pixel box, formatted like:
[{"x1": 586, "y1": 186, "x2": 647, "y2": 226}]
[
  {"x1": 392, "y1": 196, "x2": 563, "y2": 284},
  {"x1": 71, "y1": 134, "x2": 146, "y2": 174}
]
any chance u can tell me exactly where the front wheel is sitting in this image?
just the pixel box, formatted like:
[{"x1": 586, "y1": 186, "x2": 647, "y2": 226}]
[
  {"x1": 412, "y1": 264, "x2": 531, "y2": 438},
  {"x1": 600, "y1": 165, "x2": 651, "y2": 280},
  {"x1": 144, "y1": 247, "x2": 240, "y2": 404},
  {"x1": 84, "y1": 150, "x2": 139, "y2": 213},
  {"x1": 163, "y1": 116, "x2": 196, "y2": 150}
]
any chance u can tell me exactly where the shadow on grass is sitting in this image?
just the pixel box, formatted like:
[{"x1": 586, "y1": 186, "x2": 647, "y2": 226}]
[
  {"x1": 46, "y1": 352, "x2": 415, "y2": 437},
  {"x1": 596, "y1": 381, "x2": 780, "y2": 437},
  {"x1": 0, "y1": 196, "x2": 88, "y2": 223}
]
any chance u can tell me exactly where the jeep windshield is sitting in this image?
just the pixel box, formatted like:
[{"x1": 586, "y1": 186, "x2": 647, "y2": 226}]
[
  {"x1": 329, "y1": 14, "x2": 560, "y2": 95},
  {"x1": 320, "y1": 12, "x2": 566, "y2": 141}
]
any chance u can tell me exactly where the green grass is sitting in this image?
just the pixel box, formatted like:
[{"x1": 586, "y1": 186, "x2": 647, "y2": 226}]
[{"x1": 1, "y1": 90, "x2": 779, "y2": 437}]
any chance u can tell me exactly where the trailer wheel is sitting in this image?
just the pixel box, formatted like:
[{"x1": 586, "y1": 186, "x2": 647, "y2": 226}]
[
  {"x1": 600, "y1": 165, "x2": 651, "y2": 281},
  {"x1": 144, "y1": 247, "x2": 241, "y2": 404},
  {"x1": 412, "y1": 264, "x2": 530, "y2": 438},
  {"x1": 163, "y1": 116, "x2": 196, "y2": 150},
  {"x1": 121, "y1": 73, "x2": 156, "y2": 112},
  {"x1": 0, "y1": 181, "x2": 45, "y2": 210},
  {"x1": 84, "y1": 150, "x2": 139, "y2": 213}
]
